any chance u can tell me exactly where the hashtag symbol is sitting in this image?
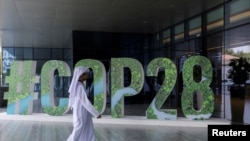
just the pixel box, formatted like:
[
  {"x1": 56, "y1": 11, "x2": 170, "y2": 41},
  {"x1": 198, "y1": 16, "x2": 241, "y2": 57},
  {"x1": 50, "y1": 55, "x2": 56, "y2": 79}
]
[{"x1": 4, "y1": 61, "x2": 39, "y2": 115}]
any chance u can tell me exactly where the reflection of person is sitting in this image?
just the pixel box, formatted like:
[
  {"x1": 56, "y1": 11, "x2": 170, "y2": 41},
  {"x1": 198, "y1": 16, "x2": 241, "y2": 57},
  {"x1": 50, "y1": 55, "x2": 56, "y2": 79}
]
[{"x1": 67, "y1": 66, "x2": 101, "y2": 141}]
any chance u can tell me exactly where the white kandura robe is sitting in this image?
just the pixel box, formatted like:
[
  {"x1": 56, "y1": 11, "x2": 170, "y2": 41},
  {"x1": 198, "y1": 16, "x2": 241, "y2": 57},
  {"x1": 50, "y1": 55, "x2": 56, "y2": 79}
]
[{"x1": 67, "y1": 81, "x2": 100, "y2": 141}]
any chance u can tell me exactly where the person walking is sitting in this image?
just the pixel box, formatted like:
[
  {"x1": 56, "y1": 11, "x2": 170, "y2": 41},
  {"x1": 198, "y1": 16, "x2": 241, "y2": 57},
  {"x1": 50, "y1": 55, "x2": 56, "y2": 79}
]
[{"x1": 67, "y1": 66, "x2": 101, "y2": 141}]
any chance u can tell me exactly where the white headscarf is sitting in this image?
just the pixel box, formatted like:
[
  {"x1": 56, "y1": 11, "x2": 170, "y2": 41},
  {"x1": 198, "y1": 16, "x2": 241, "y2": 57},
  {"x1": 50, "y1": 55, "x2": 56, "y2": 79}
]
[{"x1": 68, "y1": 66, "x2": 89, "y2": 108}]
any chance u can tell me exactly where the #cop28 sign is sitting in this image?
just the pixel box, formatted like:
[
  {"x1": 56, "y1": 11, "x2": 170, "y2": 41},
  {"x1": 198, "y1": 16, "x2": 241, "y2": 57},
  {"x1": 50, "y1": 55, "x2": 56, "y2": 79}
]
[{"x1": 3, "y1": 55, "x2": 214, "y2": 120}]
